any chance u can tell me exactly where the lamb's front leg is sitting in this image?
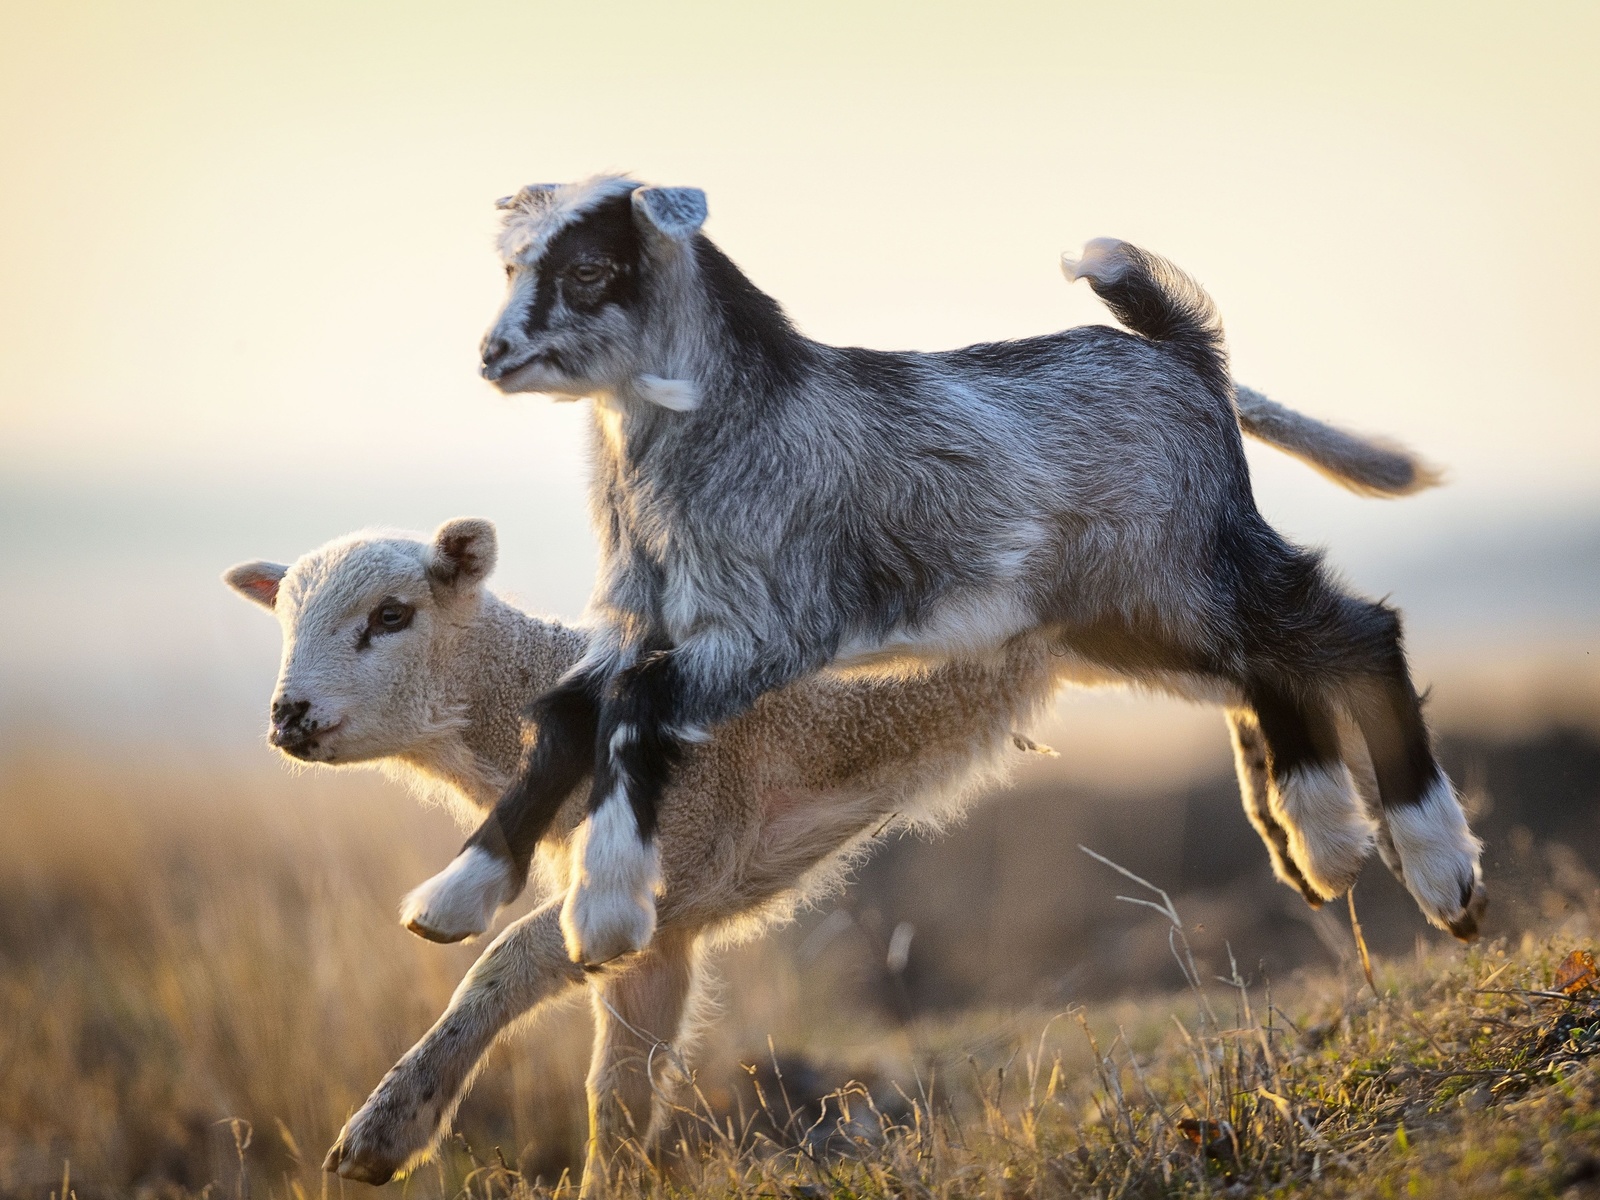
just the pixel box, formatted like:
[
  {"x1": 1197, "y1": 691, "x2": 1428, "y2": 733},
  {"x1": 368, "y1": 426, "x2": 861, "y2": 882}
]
[
  {"x1": 403, "y1": 671, "x2": 600, "y2": 942},
  {"x1": 326, "y1": 900, "x2": 585, "y2": 1184},
  {"x1": 580, "y1": 930, "x2": 699, "y2": 1198}
]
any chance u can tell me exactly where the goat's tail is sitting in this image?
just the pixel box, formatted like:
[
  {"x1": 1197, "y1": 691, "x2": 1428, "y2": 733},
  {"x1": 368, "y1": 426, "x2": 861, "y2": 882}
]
[
  {"x1": 1234, "y1": 385, "x2": 1443, "y2": 497},
  {"x1": 1062, "y1": 237, "x2": 1229, "y2": 397},
  {"x1": 1062, "y1": 238, "x2": 1443, "y2": 499}
]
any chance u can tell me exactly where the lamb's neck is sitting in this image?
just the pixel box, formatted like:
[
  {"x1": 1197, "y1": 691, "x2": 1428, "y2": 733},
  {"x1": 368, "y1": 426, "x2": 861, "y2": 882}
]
[{"x1": 394, "y1": 594, "x2": 588, "y2": 810}]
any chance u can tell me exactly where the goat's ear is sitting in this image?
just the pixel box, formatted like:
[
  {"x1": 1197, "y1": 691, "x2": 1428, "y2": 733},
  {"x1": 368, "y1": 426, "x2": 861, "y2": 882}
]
[
  {"x1": 496, "y1": 184, "x2": 560, "y2": 213},
  {"x1": 632, "y1": 187, "x2": 707, "y2": 242},
  {"x1": 428, "y1": 518, "x2": 498, "y2": 590},
  {"x1": 224, "y1": 561, "x2": 288, "y2": 610}
]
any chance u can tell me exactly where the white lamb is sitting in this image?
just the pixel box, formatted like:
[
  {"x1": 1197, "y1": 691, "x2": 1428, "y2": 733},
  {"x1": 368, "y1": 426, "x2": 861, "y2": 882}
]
[{"x1": 225, "y1": 518, "x2": 1066, "y2": 1191}]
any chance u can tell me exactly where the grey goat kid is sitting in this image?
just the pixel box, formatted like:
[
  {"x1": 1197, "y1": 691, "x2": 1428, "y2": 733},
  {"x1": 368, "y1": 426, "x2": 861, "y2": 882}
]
[
  {"x1": 225, "y1": 520, "x2": 1069, "y2": 1190},
  {"x1": 437, "y1": 175, "x2": 1482, "y2": 968}
]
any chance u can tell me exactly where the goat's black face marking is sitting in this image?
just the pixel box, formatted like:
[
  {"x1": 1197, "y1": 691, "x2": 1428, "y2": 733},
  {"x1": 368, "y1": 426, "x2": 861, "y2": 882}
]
[
  {"x1": 357, "y1": 597, "x2": 415, "y2": 650},
  {"x1": 521, "y1": 195, "x2": 642, "y2": 336}
]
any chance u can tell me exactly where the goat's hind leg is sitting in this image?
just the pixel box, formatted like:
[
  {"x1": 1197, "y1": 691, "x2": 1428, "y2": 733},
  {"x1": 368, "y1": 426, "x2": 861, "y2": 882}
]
[
  {"x1": 326, "y1": 900, "x2": 586, "y2": 1184},
  {"x1": 1226, "y1": 708, "x2": 1324, "y2": 906},
  {"x1": 403, "y1": 671, "x2": 601, "y2": 942},
  {"x1": 1248, "y1": 683, "x2": 1377, "y2": 901},
  {"x1": 1348, "y1": 662, "x2": 1485, "y2": 938}
]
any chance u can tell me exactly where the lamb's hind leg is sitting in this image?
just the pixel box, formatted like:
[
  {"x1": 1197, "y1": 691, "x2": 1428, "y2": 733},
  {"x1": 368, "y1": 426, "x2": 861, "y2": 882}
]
[
  {"x1": 582, "y1": 931, "x2": 700, "y2": 1198},
  {"x1": 1226, "y1": 708, "x2": 1324, "y2": 906},
  {"x1": 325, "y1": 900, "x2": 585, "y2": 1185}
]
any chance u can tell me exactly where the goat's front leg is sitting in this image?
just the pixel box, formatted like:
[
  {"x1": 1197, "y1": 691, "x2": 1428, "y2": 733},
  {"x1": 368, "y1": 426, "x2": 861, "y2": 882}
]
[
  {"x1": 402, "y1": 667, "x2": 602, "y2": 942},
  {"x1": 326, "y1": 900, "x2": 585, "y2": 1185},
  {"x1": 580, "y1": 930, "x2": 699, "y2": 1198},
  {"x1": 561, "y1": 633, "x2": 793, "y2": 965}
]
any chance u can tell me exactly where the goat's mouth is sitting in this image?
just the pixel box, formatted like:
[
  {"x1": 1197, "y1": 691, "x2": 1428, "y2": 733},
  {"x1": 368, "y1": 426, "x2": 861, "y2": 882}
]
[{"x1": 488, "y1": 350, "x2": 568, "y2": 392}]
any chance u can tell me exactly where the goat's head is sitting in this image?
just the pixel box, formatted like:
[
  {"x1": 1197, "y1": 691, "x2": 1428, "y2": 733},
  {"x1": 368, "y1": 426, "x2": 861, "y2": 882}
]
[
  {"x1": 480, "y1": 175, "x2": 707, "y2": 408},
  {"x1": 223, "y1": 519, "x2": 498, "y2": 765}
]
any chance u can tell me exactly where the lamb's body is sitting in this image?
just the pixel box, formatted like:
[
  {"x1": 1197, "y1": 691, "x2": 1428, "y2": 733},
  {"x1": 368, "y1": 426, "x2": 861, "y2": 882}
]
[
  {"x1": 447, "y1": 179, "x2": 1483, "y2": 965},
  {"x1": 225, "y1": 522, "x2": 1062, "y2": 1191}
]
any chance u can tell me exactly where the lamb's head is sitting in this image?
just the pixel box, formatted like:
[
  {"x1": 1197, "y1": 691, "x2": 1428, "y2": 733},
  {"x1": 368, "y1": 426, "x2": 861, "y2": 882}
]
[
  {"x1": 223, "y1": 519, "x2": 498, "y2": 766},
  {"x1": 480, "y1": 175, "x2": 708, "y2": 411}
]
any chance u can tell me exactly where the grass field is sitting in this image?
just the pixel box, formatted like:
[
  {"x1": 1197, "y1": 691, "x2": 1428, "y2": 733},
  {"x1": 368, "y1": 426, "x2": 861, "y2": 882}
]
[{"x1": 2, "y1": 743, "x2": 1597, "y2": 1200}]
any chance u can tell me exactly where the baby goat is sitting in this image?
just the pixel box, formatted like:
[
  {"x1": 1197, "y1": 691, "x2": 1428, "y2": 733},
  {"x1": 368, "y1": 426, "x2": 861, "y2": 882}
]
[
  {"x1": 436, "y1": 176, "x2": 1483, "y2": 966},
  {"x1": 225, "y1": 520, "x2": 1066, "y2": 1189}
]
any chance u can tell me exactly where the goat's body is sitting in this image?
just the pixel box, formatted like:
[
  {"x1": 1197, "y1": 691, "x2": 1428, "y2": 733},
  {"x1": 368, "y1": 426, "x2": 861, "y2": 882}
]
[{"x1": 462, "y1": 185, "x2": 1483, "y2": 964}]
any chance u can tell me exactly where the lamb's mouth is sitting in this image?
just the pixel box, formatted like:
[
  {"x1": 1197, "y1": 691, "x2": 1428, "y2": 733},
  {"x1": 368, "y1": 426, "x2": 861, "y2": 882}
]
[{"x1": 272, "y1": 718, "x2": 346, "y2": 760}]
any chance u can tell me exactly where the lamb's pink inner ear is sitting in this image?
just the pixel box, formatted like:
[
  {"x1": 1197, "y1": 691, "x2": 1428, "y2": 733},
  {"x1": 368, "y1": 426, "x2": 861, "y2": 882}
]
[
  {"x1": 224, "y1": 562, "x2": 287, "y2": 610},
  {"x1": 242, "y1": 576, "x2": 280, "y2": 607}
]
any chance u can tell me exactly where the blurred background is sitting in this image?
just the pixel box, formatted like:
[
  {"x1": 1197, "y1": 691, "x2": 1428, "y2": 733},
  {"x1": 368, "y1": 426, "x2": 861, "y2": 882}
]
[{"x1": 1, "y1": 1, "x2": 1597, "y2": 1193}]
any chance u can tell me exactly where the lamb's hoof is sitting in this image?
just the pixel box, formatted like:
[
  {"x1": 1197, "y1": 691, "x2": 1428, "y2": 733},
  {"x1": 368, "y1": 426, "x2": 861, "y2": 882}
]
[
  {"x1": 324, "y1": 1073, "x2": 446, "y2": 1186},
  {"x1": 323, "y1": 1136, "x2": 397, "y2": 1186},
  {"x1": 399, "y1": 846, "x2": 517, "y2": 943}
]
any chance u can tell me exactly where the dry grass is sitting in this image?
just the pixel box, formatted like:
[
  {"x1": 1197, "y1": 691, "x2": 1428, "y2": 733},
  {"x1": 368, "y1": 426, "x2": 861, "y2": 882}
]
[{"x1": 2, "y1": 744, "x2": 1598, "y2": 1200}]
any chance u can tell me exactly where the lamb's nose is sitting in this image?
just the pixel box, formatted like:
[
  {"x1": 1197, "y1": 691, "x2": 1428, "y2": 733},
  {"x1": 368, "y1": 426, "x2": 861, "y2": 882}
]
[
  {"x1": 269, "y1": 698, "x2": 310, "y2": 745},
  {"x1": 480, "y1": 336, "x2": 511, "y2": 377}
]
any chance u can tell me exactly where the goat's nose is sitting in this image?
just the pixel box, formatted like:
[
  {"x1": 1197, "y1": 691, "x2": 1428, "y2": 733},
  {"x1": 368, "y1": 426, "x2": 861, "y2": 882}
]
[{"x1": 480, "y1": 336, "x2": 511, "y2": 377}]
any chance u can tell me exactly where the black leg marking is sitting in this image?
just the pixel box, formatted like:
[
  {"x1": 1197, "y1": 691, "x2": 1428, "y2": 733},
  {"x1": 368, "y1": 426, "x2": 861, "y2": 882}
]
[
  {"x1": 466, "y1": 671, "x2": 602, "y2": 885},
  {"x1": 590, "y1": 650, "x2": 687, "y2": 840},
  {"x1": 1245, "y1": 682, "x2": 1372, "y2": 900},
  {"x1": 1226, "y1": 709, "x2": 1322, "y2": 907}
]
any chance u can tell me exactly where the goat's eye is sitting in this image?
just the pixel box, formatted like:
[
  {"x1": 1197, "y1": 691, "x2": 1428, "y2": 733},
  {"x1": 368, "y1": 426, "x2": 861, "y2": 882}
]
[{"x1": 569, "y1": 262, "x2": 605, "y2": 284}]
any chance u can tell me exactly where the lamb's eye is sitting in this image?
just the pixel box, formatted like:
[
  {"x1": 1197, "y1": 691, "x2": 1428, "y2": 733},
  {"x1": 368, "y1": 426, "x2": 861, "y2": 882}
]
[
  {"x1": 504, "y1": 263, "x2": 515, "y2": 280},
  {"x1": 569, "y1": 261, "x2": 605, "y2": 284},
  {"x1": 368, "y1": 600, "x2": 414, "y2": 634}
]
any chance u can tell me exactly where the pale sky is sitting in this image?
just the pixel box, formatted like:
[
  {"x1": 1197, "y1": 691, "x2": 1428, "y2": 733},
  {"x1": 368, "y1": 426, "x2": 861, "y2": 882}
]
[{"x1": 2, "y1": 1, "x2": 1596, "y2": 769}]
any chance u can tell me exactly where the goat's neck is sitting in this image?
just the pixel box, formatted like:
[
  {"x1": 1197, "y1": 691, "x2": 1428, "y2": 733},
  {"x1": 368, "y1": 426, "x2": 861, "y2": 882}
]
[
  {"x1": 393, "y1": 594, "x2": 588, "y2": 810},
  {"x1": 614, "y1": 237, "x2": 813, "y2": 420}
]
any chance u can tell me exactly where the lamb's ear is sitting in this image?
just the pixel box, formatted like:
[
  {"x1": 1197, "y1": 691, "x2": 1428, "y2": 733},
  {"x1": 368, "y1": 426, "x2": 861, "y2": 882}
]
[
  {"x1": 428, "y1": 518, "x2": 498, "y2": 590},
  {"x1": 632, "y1": 186, "x2": 707, "y2": 241},
  {"x1": 224, "y1": 561, "x2": 288, "y2": 610}
]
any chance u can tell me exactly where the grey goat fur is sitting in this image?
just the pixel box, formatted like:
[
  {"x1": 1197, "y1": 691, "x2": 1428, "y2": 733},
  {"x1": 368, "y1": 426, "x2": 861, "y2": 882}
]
[
  {"x1": 415, "y1": 175, "x2": 1482, "y2": 969},
  {"x1": 226, "y1": 520, "x2": 1069, "y2": 1190}
]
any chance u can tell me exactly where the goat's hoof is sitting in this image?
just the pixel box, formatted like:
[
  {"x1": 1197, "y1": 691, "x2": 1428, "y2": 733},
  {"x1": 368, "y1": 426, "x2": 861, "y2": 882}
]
[
  {"x1": 399, "y1": 846, "x2": 517, "y2": 944},
  {"x1": 560, "y1": 882, "x2": 657, "y2": 966},
  {"x1": 1447, "y1": 881, "x2": 1489, "y2": 942}
]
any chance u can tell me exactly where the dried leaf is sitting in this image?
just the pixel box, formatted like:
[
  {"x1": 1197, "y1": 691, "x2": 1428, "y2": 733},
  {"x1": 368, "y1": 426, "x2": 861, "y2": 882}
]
[
  {"x1": 1177, "y1": 1118, "x2": 1239, "y2": 1160},
  {"x1": 1553, "y1": 949, "x2": 1599, "y2": 996}
]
